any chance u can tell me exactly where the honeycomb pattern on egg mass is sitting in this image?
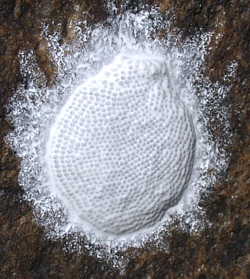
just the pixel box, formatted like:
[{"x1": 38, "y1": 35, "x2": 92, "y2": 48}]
[{"x1": 46, "y1": 52, "x2": 196, "y2": 235}]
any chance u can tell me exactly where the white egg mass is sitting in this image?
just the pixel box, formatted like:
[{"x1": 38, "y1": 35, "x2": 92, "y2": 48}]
[{"x1": 46, "y1": 52, "x2": 196, "y2": 235}]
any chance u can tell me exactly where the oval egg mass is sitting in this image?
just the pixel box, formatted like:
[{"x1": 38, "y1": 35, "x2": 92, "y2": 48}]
[{"x1": 46, "y1": 52, "x2": 196, "y2": 235}]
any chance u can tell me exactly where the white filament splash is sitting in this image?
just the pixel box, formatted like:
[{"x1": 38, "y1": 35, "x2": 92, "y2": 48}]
[{"x1": 6, "y1": 9, "x2": 231, "y2": 256}]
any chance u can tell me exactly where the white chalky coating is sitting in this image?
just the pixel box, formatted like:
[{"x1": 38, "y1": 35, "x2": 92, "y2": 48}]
[{"x1": 46, "y1": 52, "x2": 196, "y2": 235}]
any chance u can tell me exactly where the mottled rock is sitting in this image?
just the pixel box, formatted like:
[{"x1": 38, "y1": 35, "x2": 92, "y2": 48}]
[{"x1": 1, "y1": 0, "x2": 250, "y2": 278}]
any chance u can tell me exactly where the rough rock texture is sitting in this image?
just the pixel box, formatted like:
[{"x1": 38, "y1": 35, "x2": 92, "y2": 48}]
[{"x1": 0, "y1": 0, "x2": 249, "y2": 278}]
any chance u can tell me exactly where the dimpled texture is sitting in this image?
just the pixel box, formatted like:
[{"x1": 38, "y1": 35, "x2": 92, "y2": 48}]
[{"x1": 46, "y1": 53, "x2": 196, "y2": 235}]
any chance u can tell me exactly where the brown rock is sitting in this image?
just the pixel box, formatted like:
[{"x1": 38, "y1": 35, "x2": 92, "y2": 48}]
[{"x1": 0, "y1": 0, "x2": 249, "y2": 278}]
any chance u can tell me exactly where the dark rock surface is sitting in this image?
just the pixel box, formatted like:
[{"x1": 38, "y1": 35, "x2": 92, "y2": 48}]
[{"x1": 0, "y1": 0, "x2": 249, "y2": 278}]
